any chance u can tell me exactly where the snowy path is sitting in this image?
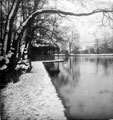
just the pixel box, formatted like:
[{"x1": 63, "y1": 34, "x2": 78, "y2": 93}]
[{"x1": 0, "y1": 62, "x2": 66, "y2": 120}]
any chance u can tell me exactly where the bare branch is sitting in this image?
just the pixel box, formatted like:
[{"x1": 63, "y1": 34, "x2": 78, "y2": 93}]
[
  {"x1": 102, "y1": 12, "x2": 105, "y2": 26},
  {"x1": 17, "y1": 8, "x2": 113, "y2": 35},
  {"x1": 102, "y1": 12, "x2": 113, "y2": 29}
]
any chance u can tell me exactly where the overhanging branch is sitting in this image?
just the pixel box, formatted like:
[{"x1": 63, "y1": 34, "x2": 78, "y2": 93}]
[{"x1": 17, "y1": 8, "x2": 113, "y2": 35}]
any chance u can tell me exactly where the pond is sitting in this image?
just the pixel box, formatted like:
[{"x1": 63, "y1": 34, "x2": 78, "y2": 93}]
[{"x1": 44, "y1": 55, "x2": 113, "y2": 120}]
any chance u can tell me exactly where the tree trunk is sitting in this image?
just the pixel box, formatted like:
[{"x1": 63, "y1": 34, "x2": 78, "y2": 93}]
[{"x1": 3, "y1": 0, "x2": 21, "y2": 55}]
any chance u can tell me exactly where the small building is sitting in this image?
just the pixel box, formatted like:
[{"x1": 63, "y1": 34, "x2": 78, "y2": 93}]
[{"x1": 31, "y1": 40, "x2": 59, "y2": 61}]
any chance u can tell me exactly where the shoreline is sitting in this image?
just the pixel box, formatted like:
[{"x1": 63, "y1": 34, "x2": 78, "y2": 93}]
[
  {"x1": 54, "y1": 53, "x2": 113, "y2": 56},
  {"x1": 0, "y1": 62, "x2": 66, "y2": 120}
]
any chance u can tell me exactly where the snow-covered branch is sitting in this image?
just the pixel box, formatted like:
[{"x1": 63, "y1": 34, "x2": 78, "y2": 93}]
[{"x1": 17, "y1": 8, "x2": 113, "y2": 35}]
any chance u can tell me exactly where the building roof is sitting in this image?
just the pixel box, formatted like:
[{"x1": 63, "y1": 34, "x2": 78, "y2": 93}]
[{"x1": 32, "y1": 39, "x2": 59, "y2": 50}]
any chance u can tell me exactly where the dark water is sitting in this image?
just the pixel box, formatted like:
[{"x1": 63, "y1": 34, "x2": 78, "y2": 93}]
[{"x1": 44, "y1": 55, "x2": 113, "y2": 120}]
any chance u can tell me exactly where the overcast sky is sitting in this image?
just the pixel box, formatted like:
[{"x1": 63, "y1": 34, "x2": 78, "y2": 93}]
[{"x1": 48, "y1": 0, "x2": 113, "y2": 47}]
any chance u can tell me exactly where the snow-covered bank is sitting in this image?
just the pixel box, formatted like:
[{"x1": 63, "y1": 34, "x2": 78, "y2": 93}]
[{"x1": 0, "y1": 62, "x2": 66, "y2": 120}]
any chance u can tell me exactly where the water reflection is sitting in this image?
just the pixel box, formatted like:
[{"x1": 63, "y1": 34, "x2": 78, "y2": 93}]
[{"x1": 44, "y1": 56, "x2": 113, "y2": 119}]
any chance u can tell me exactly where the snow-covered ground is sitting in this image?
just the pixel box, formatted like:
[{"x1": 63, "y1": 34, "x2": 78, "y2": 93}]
[{"x1": 0, "y1": 62, "x2": 66, "y2": 120}]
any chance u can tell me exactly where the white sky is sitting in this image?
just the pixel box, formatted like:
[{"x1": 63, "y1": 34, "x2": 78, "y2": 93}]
[{"x1": 47, "y1": 0, "x2": 113, "y2": 47}]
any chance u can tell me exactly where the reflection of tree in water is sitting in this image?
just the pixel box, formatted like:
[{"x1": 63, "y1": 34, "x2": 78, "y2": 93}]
[
  {"x1": 84, "y1": 56, "x2": 113, "y2": 75},
  {"x1": 49, "y1": 57, "x2": 80, "y2": 95},
  {"x1": 44, "y1": 56, "x2": 81, "y2": 93},
  {"x1": 64, "y1": 55, "x2": 69, "y2": 62},
  {"x1": 44, "y1": 62, "x2": 60, "y2": 77},
  {"x1": 101, "y1": 57, "x2": 113, "y2": 75},
  {"x1": 95, "y1": 57, "x2": 100, "y2": 74},
  {"x1": 95, "y1": 57, "x2": 109, "y2": 75},
  {"x1": 45, "y1": 57, "x2": 113, "y2": 86}
]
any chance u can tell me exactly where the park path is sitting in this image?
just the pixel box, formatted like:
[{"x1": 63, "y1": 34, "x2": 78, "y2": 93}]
[{"x1": 0, "y1": 62, "x2": 66, "y2": 120}]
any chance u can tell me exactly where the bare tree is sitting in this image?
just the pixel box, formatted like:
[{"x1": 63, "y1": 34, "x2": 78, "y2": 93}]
[{"x1": 0, "y1": 0, "x2": 113, "y2": 73}]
